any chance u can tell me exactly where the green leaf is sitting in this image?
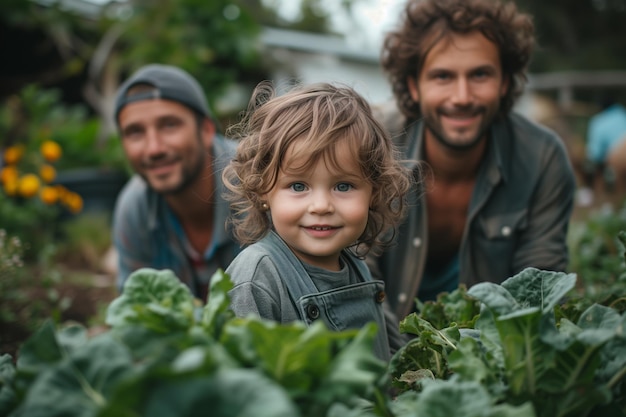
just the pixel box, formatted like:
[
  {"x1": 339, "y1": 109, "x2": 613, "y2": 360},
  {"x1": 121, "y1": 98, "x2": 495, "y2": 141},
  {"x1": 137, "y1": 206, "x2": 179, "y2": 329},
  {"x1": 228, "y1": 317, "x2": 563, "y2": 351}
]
[
  {"x1": 220, "y1": 318, "x2": 337, "y2": 390},
  {"x1": 416, "y1": 284, "x2": 480, "y2": 329},
  {"x1": 15, "y1": 320, "x2": 64, "y2": 375},
  {"x1": 317, "y1": 323, "x2": 388, "y2": 406},
  {"x1": 493, "y1": 308, "x2": 549, "y2": 397},
  {"x1": 105, "y1": 268, "x2": 195, "y2": 333},
  {"x1": 469, "y1": 268, "x2": 577, "y2": 317},
  {"x1": 400, "y1": 315, "x2": 460, "y2": 350},
  {"x1": 0, "y1": 354, "x2": 17, "y2": 416},
  {"x1": 101, "y1": 369, "x2": 299, "y2": 417},
  {"x1": 468, "y1": 282, "x2": 520, "y2": 316},
  {"x1": 220, "y1": 318, "x2": 386, "y2": 416},
  {"x1": 201, "y1": 269, "x2": 234, "y2": 339},
  {"x1": 448, "y1": 337, "x2": 507, "y2": 399},
  {"x1": 501, "y1": 268, "x2": 577, "y2": 314},
  {"x1": 390, "y1": 380, "x2": 536, "y2": 417},
  {"x1": 390, "y1": 315, "x2": 460, "y2": 386},
  {"x1": 12, "y1": 334, "x2": 134, "y2": 417}
]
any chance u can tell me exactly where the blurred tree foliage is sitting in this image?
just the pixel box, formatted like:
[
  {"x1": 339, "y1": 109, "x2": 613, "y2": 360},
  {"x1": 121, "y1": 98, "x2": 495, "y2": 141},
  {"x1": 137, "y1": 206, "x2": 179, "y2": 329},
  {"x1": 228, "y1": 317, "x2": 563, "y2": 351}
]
[
  {"x1": 515, "y1": 0, "x2": 626, "y2": 71},
  {"x1": 0, "y1": 0, "x2": 346, "y2": 138},
  {"x1": 239, "y1": 0, "x2": 334, "y2": 33},
  {"x1": 1, "y1": 0, "x2": 624, "y2": 126},
  {"x1": 107, "y1": 0, "x2": 267, "y2": 110}
]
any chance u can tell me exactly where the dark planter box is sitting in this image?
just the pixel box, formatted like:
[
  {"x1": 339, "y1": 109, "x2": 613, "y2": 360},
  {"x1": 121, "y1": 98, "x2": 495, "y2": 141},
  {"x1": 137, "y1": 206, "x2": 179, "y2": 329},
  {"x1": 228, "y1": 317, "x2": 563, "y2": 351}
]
[{"x1": 54, "y1": 168, "x2": 129, "y2": 219}]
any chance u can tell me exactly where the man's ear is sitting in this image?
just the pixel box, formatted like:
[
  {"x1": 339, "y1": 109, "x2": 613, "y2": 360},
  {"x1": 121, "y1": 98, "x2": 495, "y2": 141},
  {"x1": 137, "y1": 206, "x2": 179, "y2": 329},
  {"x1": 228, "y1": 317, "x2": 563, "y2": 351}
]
[
  {"x1": 200, "y1": 118, "x2": 216, "y2": 148},
  {"x1": 407, "y1": 76, "x2": 420, "y2": 102},
  {"x1": 500, "y1": 74, "x2": 511, "y2": 98}
]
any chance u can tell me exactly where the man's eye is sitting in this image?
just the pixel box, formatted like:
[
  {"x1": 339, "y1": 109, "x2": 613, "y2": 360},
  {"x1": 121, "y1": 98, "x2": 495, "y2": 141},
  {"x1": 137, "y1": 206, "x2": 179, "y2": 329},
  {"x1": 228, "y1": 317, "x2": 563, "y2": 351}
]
[
  {"x1": 336, "y1": 183, "x2": 352, "y2": 192},
  {"x1": 160, "y1": 118, "x2": 181, "y2": 129},
  {"x1": 472, "y1": 70, "x2": 489, "y2": 80},
  {"x1": 122, "y1": 128, "x2": 143, "y2": 140},
  {"x1": 290, "y1": 183, "x2": 306, "y2": 192}
]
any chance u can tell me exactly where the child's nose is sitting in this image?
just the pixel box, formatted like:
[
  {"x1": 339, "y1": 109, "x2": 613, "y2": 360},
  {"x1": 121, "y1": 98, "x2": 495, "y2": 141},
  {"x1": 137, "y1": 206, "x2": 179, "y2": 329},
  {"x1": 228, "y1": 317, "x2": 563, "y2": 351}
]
[{"x1": 308, "y1": 191, "x2": 334, "y2": 214}]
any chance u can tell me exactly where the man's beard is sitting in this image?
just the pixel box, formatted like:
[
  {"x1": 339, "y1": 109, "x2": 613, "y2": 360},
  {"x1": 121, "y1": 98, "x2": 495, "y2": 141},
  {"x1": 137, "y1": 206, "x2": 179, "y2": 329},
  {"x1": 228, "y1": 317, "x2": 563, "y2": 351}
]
[
  {"x1": 422, "y1": 105, "x2": 493, "y2": 151},
  {"x1": 144, "y1": 151, "x2": 207, "y2": 195}
]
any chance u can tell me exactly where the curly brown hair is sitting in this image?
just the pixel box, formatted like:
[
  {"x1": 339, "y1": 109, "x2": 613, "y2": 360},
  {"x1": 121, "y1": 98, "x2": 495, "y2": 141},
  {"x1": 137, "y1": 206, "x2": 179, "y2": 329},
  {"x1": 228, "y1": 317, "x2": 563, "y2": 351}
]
[
  {"x1": 222, "y1": 81, "x2": 413, "y2": 256},
  {"x1": 381, "y1": 0, "x2": 534, "y2": 120}
]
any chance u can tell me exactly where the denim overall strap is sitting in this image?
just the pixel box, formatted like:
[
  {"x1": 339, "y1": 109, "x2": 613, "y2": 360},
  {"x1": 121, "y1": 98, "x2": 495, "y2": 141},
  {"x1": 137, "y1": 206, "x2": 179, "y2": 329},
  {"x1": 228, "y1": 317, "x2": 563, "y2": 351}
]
[{"x1": 255, "y1": 231, "x2": 319, "y2": 296}]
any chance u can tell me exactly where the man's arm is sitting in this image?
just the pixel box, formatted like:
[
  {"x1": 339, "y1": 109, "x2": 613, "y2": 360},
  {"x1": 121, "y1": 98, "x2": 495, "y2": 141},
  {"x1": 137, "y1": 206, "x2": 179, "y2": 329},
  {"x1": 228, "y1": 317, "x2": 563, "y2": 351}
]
[
  {"x1": 111, "y1": 177, "x2": 153, "y2": 292},
  {"x1": 512, "y1": 140, "x2": 576, "y2": 273}
]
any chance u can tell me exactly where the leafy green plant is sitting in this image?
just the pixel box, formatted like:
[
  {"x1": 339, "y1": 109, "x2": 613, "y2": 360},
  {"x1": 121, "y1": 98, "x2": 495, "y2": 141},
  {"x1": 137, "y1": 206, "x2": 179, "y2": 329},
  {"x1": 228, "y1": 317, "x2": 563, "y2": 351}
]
[
  {"x1": 391, "y1": 268, "x2": 626, "y2": 417},
  {"x1": 414, "y1": 284, "x2": 481, "y2": 330},
  {"x1": 2, "y1": 266, "x2": 625, "y2": 416},
  {"x1": 0, "y1": 269, "x2": 389, "y2": 417},
  {"x1": 568, "y1": 204, "x2": 626, "y2": 308}
]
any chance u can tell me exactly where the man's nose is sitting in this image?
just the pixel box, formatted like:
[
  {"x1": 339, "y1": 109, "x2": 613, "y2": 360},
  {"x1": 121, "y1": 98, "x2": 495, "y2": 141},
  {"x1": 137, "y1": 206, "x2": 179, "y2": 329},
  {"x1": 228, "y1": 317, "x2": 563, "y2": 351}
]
[
  {"x1": 451, "y1": 78, "x2": 471, "y2": 105},
  {"x1": 145, "y1": 129, "x2": 166, "y2": 156}
]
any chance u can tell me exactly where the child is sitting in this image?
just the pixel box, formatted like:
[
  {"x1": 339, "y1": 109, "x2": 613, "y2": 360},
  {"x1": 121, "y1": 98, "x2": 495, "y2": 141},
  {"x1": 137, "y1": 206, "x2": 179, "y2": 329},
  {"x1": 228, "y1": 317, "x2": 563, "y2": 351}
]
[{"x1": 222, "y1": 82, "x2": 412, "y2": 361}]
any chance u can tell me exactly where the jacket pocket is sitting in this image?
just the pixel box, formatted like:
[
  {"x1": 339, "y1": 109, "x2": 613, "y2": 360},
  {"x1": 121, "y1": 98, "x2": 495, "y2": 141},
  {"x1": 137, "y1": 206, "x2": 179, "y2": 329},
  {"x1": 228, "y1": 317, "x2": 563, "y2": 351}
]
[
  {"x1": 478, "y1": 209, "x2": 528, "y2": 240},
  {"x1": 471, "y1": 209, "x2": 528, "y2": 284}
]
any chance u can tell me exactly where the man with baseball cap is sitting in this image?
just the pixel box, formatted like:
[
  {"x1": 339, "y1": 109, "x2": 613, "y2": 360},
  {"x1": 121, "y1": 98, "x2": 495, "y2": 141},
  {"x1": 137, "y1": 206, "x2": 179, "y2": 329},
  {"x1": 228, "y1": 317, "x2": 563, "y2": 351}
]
[{"x1": 112, "y1": 64, "x2": 240, "y2": 300}]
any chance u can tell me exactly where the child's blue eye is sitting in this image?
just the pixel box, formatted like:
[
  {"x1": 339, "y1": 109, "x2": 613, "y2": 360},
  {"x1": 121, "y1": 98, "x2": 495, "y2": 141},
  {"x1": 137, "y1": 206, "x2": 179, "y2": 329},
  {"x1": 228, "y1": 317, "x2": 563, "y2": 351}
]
[
  {"x1": 290, "y1": 182, "x2": 306, "y2": 192},
  {"x1": 336, "y1": 183, "x2": 352, "y2": 192}
]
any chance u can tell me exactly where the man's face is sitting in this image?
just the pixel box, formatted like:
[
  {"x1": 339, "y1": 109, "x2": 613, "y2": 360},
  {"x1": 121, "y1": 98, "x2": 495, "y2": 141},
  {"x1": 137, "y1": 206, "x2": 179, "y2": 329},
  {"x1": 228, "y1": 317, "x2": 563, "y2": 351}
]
[
  {"x1": 118, "y1": 99, "x2": 214, "y2": 194},
  {"x1": 408, "y1": 31, "x2": 509, "y2": 150}
]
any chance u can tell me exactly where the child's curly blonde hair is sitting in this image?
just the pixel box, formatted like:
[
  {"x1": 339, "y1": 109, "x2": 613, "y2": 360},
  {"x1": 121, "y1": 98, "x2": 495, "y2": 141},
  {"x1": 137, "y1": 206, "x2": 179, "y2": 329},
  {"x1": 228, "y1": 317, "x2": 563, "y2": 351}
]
[{"x1": 222, "y1": 81, "x2": 414, "y2": 256}]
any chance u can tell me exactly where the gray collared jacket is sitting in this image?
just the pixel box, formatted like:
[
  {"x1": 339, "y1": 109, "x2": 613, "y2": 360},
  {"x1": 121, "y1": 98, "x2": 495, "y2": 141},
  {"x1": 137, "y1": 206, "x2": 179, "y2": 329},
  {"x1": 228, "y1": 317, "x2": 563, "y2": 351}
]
[{"x1": 368, "y1": 111, "x2": 577, "y2": 320}]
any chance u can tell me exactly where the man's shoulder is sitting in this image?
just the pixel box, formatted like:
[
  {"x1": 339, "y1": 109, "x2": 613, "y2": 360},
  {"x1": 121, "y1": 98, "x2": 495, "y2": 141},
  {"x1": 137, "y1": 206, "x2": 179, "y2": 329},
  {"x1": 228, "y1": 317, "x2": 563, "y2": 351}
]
[
  {"x1": 212, "y1": 133, "x2": 238, "y2": 174},
  {"x1": 213, "y1": 132, "x2": 238, "y2": 154},
  {"x1": 114, "y1": 175, "x2": 154, "y2": 214},
  {"x1": 500, "y1": 113, "x2": 574, "y2": 181}
]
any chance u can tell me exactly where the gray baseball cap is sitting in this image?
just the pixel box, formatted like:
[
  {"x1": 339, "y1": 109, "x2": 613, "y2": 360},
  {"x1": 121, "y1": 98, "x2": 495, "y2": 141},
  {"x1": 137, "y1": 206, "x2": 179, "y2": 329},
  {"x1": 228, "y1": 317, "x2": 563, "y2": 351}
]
[{"x1": 114, "y1": 64, "x2": 213, "y2": 125}]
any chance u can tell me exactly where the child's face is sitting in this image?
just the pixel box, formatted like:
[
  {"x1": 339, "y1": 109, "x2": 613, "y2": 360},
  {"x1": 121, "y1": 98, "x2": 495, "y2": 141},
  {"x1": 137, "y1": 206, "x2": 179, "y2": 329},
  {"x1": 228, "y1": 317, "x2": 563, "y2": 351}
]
[{"x1": 264, "y1": 140, "x2": 373, "y2": 271}]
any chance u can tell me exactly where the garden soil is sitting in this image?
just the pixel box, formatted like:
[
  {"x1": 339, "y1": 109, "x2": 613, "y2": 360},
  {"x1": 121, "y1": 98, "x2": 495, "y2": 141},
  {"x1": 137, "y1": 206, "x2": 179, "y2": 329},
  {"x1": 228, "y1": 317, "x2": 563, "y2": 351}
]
[{"x1": 1, "y1": 251, "x2": 118, "y2": 360}]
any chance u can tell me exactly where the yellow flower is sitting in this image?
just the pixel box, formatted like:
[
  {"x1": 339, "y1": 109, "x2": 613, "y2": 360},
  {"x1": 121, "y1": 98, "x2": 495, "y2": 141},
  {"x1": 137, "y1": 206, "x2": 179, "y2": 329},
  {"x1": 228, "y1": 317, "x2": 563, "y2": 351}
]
[
  {"x1": 3, "y1": 145, "x2": 24, "y2": 165},
  {"x1": 55, "y1": 184, "x2": 69, "y2": 200},
  {"x1": 39, "y1": 185, "x2": 59, "y2": 205},
  {"x1": 63, "y1": 191, "x2": 83, "y2": 214},
  {"x1": 17, "y1": 174, "x2": 41, "y2": 198},
  {"x1": 39, "y1": 164, "x2": 56, "y2": 183},
  {"x1": 3, "y1": 177, "x2": 18, "y2": 196},
  {"x1": 0, "y1": 166, "x2": 19, "y2": 185},
  {"x1": 40, "y1": 140, "x2": 62, "y2": 162}
]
